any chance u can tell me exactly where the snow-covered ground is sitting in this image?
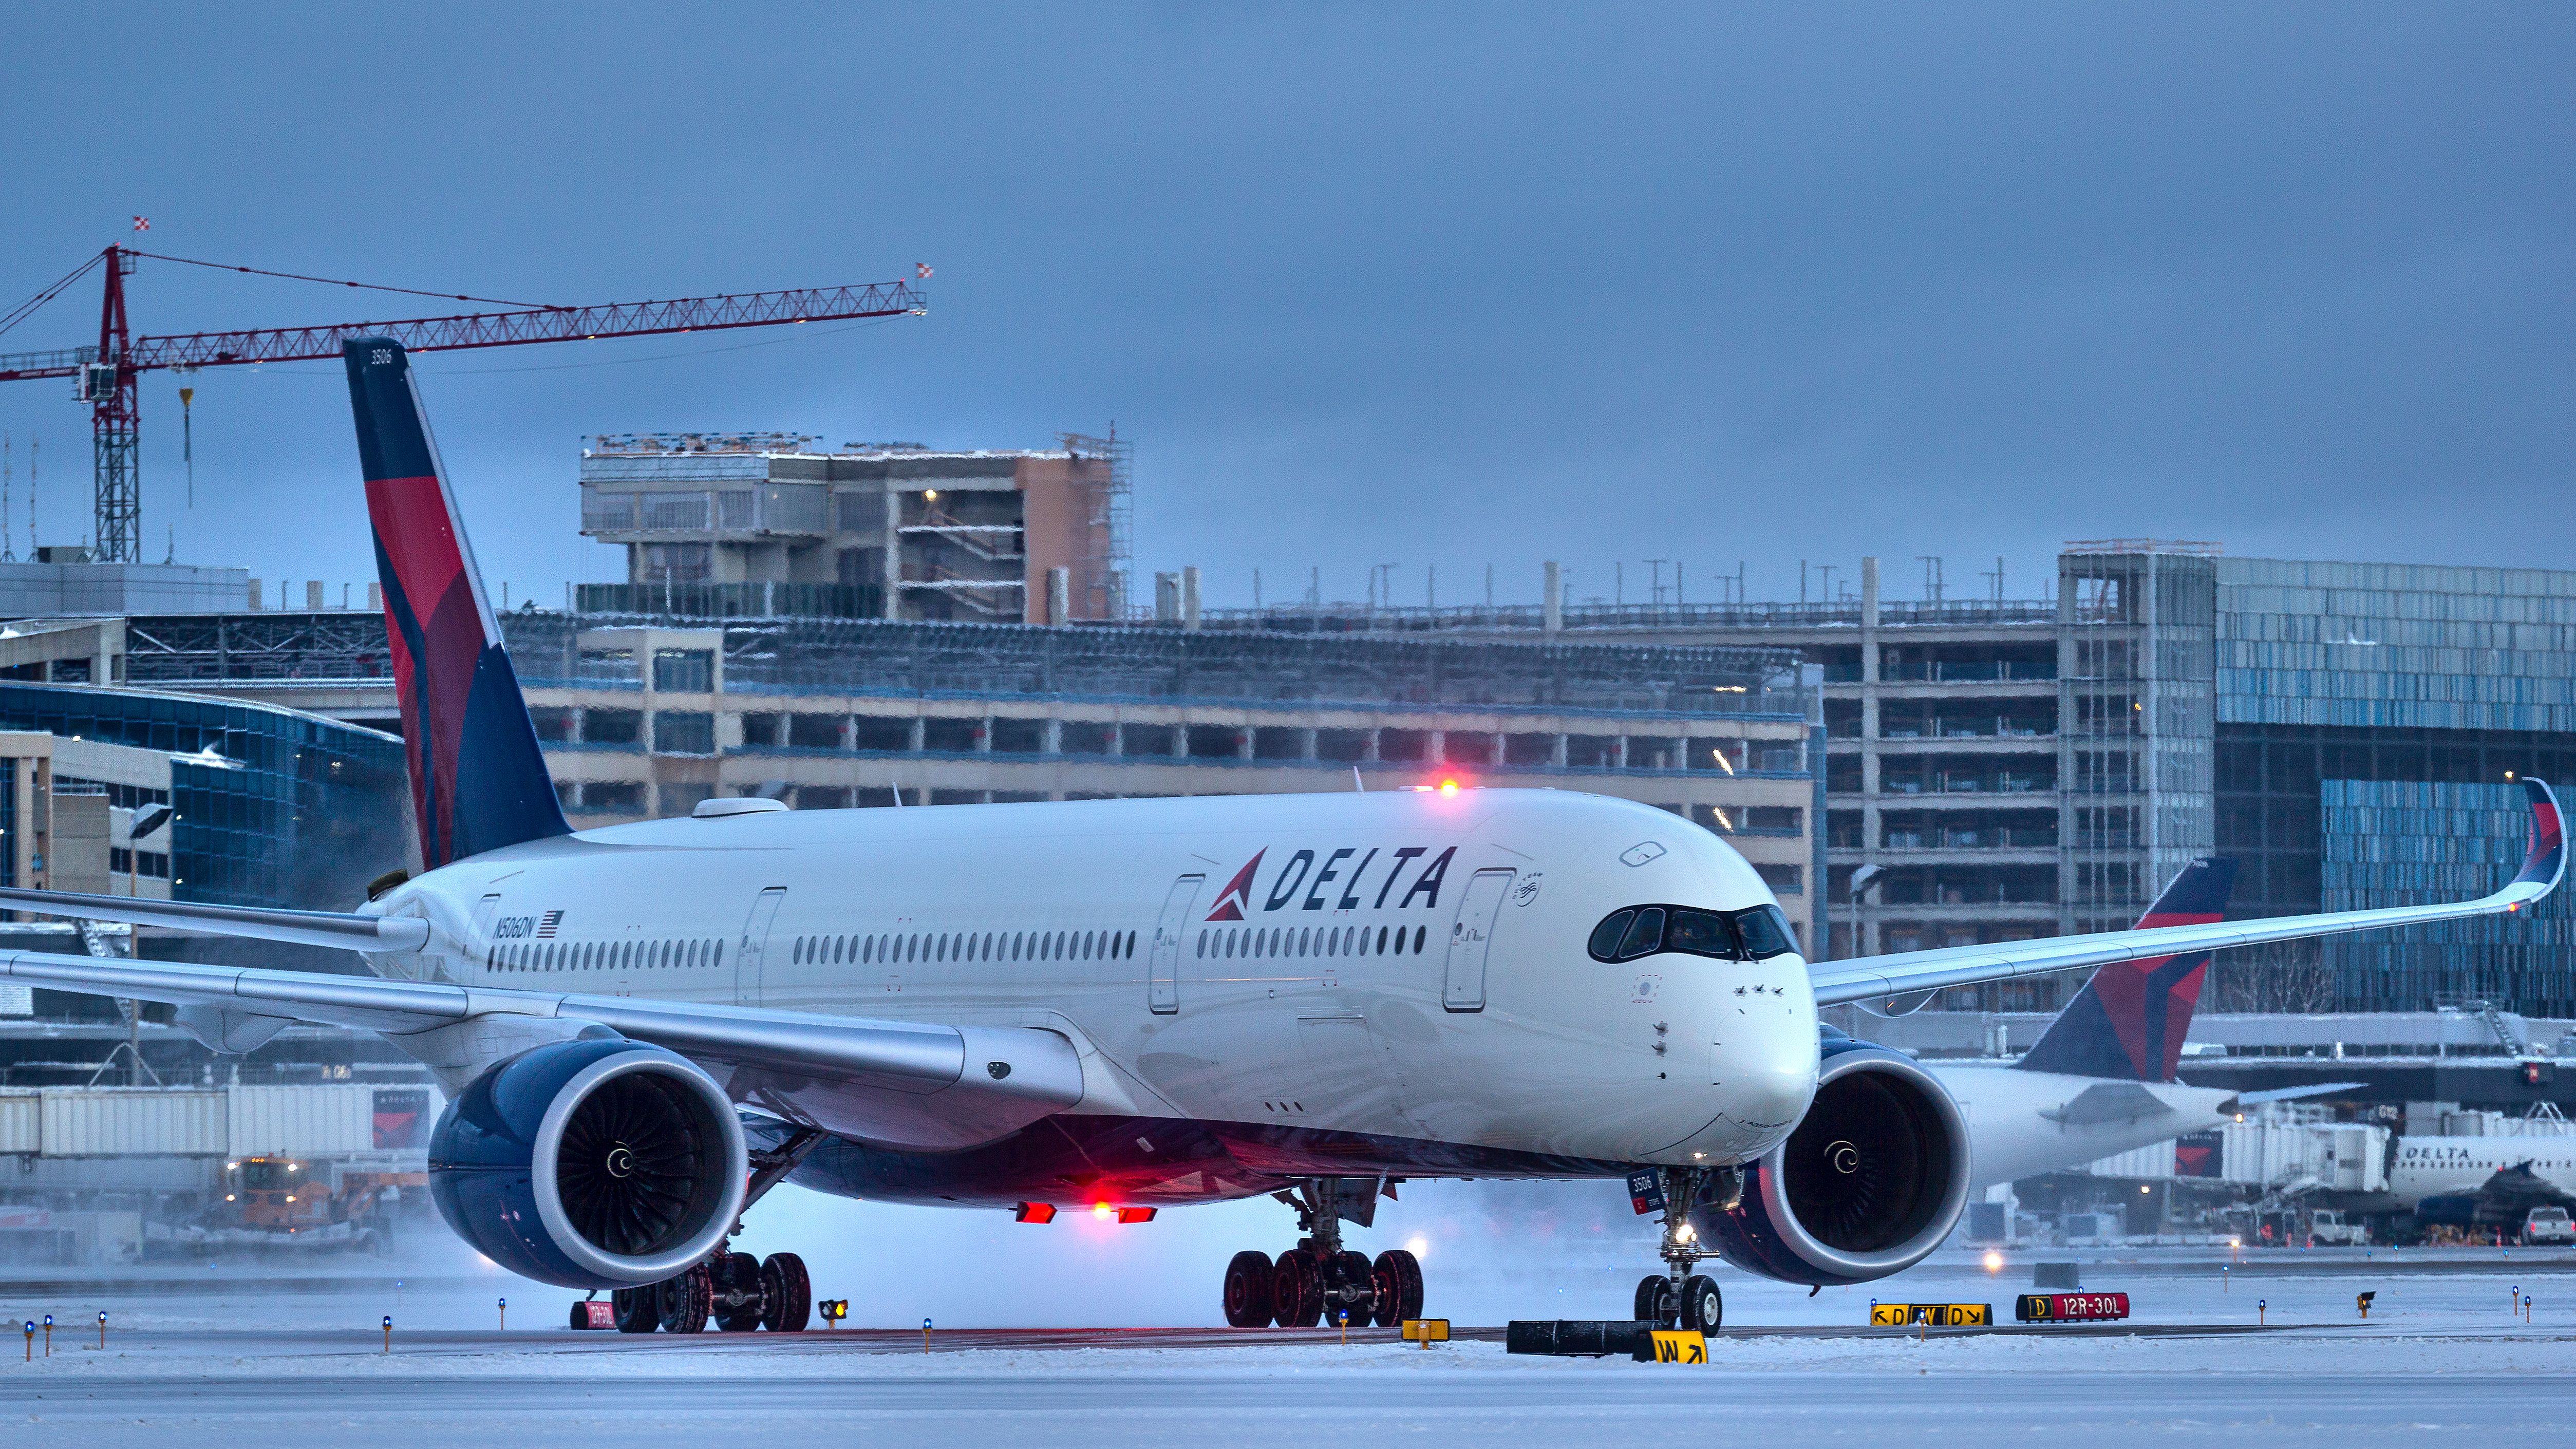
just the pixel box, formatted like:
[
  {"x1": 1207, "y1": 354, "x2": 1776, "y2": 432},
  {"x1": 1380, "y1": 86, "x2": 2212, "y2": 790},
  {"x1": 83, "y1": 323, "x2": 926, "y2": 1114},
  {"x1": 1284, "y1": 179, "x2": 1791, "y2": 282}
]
[
  {"x1": 0, "y1": 1238, "x2": 2568, "y2": 1446},
  {"x1": 3, "y1": 1177, "x2": 2569, "y2": 1446}
]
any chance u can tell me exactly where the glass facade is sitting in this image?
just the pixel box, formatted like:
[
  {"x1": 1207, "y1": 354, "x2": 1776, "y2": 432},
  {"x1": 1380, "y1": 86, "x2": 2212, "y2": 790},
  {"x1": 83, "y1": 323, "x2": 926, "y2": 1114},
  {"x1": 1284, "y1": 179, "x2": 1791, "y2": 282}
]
[
  {"x1": 2217, "y1": 558, "x2": 2576, "y2": 732},
  {"x1": 0, "y1": 683, "x2": 407, "y2": 910},
  {"x1": 2215, "y1": 723, "x2": 2576, "y2": 921},
  {"x1": 2205, "y1": 559, "x2": 2576, "y2": 1011},
  {"x1": 2321, "y1": 779, "x2": 2576, "y2": 1017}
]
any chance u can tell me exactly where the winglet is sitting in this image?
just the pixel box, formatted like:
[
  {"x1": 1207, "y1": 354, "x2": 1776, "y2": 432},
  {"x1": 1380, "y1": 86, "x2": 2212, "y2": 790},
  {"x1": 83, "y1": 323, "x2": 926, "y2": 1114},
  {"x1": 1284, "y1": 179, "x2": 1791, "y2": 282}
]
[{"x1": 2507, "y1": 777, "x2": 2564, "y2": 906}]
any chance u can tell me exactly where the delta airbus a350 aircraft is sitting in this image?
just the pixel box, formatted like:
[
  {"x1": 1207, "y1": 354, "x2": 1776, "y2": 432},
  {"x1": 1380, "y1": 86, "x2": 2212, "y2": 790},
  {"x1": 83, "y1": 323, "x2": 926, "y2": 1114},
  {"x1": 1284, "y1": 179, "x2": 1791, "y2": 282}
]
[{"x1": 0, "y1": 339, "x2": 2560, "y2": 1337}]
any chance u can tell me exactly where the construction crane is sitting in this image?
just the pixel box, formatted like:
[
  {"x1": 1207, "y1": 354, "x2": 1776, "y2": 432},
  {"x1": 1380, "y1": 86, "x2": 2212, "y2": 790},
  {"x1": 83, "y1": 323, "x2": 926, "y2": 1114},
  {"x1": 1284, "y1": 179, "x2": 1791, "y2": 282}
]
[{"x1": 0, "y1": 241, "x2": 928, "y2": 563}]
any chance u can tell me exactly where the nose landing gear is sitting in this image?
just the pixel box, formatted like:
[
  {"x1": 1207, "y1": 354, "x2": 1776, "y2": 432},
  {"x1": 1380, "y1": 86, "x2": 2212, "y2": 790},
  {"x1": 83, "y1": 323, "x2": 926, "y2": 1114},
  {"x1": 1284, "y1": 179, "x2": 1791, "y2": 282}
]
[
  {"x1": 1632, "y1": 1165, "x2": 1738, "y2": 1333},
  {"x1": 1219, "y1": 1176, "x2": 1423, "y2": 1329}
]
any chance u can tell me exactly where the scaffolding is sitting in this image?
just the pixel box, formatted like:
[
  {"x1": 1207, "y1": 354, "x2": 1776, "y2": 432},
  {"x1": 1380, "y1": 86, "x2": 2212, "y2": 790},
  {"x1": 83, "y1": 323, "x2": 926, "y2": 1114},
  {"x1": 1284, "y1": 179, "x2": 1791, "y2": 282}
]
[{"x1": 1061, "y1": 430, "x2": 1131, "y2": 622}]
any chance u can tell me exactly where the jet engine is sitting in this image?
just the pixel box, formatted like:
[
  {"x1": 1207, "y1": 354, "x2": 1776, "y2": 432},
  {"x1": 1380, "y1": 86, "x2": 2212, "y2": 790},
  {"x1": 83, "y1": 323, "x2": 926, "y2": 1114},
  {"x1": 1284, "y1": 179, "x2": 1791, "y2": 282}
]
[
  {"x1": 1698, "y1": 1037, "x2": 1970, "y2": 1286},
  {"x1": 428, "y1": 1037, "x2": 747, "y2": 1289}
]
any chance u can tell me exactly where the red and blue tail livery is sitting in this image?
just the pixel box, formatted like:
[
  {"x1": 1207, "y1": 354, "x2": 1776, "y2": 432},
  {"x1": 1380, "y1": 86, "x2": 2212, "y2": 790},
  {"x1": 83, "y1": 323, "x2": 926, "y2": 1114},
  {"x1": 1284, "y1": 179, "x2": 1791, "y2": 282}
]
[
  {"x1": 2015, "y1": 856, "x2": 2239, "y2": 1083},
  {"x1": 2514, "y1": 777, "x2": 2564, "y2": 894},
  {"x1": 344, "y1": 338, "x2": 569, "y2": 870}
]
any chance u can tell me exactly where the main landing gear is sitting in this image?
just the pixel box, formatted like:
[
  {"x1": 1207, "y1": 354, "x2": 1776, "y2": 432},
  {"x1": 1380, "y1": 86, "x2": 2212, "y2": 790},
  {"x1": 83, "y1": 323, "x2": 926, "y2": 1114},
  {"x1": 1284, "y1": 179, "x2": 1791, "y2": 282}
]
[
  {"x1": 612, "y1": 1250, "x2": 812, "y2": 1333},
  {"x1": 612, "y1": 1126, "x2": 826, "y2": 1334},
  {"x1": 1632, "y1": 1165, "x2": 1739, "y2": 1334},
  {"x1": 1220, "y1": 1176, "x2": 1424, "y2": 1329}
]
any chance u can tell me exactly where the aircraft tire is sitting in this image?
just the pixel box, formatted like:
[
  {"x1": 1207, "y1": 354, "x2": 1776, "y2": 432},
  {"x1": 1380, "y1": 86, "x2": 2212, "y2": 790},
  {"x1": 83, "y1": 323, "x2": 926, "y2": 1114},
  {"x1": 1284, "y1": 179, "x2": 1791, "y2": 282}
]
[
  {"x1": 713, "y1": 1251, "x2": 765, "y2": 1331},
  {"x1": 1272, "y1": 1251, "x2": 1323, "y2": 1328},
  {"x1": 1331, "y1": 1250, "x2": 1375, "y2": 1328},
  {"x1": 1678, "y1": 1274, "x2": 1722, "y2": 1334},
  {"x1": 761, "y1": 1252, "x2": 812, "y2": 1332},
  {"x1": 657, "y1": 1263, "x2": 713, "y2": 1333},
  {"x1": 1633, "y1": 1274, "x2": 1669, "y2": 1326},
  {"x1": 613, "y1": 1285, "x2": 659, "y2": 1333},
  {"x1": 1373, "y1": 1249, "x2": 1424, "y2": 1327},
  {"x1": 1223, "y1": 1250, "x2": 1276, "y2": 1327}
]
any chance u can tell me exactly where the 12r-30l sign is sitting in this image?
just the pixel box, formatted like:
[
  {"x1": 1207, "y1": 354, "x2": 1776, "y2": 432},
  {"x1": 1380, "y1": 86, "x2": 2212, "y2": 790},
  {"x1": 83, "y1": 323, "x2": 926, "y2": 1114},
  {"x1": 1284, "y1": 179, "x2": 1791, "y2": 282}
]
[{"x1": 2016, "y1": 1292, "x2": 2130, "y2": 1323}]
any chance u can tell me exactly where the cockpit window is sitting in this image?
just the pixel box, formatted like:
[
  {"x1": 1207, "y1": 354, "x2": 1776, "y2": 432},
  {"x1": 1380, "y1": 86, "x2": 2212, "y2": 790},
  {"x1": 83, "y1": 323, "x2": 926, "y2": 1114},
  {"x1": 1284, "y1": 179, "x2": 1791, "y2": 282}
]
[
  {"x1": 1588, "y1": 909, "x2": 1634, "y2": 961},
  {"x1": 1586, "y1": 902, "x2": 1800, "y2": 964},
  {"x1": 1734, "y1": 904, "x2": 1798, "y2": 959},
  {"x1": 1615, "y1": 907, "x2": 1666, "y2": 961},
  {"x1": 1664, "y1": 908, "x2": 1731, "y2": 957}
]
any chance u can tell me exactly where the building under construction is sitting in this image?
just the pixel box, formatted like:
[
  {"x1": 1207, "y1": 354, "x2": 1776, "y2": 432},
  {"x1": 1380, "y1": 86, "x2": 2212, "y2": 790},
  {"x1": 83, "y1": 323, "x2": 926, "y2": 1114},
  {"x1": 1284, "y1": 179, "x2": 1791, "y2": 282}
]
[
  {"x1": 114, "y1": 609, "x2": 1828, "y2": 950},
  {"x1": 577, "y1": 431, "x2": 1131, "y2": 625}
]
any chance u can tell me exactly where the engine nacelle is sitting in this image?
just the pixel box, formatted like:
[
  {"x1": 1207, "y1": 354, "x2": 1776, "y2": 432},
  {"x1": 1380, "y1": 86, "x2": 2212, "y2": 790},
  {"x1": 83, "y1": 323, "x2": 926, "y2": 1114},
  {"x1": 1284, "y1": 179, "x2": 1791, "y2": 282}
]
[
  {"x1": 1698, "y1": 1038, "x2": 1970, "y2": 1286},
  {"x1": 428, "y1": 1037, "x2": 747, "y2": 1289}
]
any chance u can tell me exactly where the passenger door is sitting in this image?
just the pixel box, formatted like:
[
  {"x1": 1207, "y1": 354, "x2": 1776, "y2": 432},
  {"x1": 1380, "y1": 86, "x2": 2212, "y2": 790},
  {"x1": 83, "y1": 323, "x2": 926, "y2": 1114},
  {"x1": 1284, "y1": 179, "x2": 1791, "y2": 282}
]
[
  {"x1": 1149, "y1": 874, "x2": 1204, "y2": 1014},
  {"x1": 1441, "y1": 869, "x2": 1516, "y2": 1012},
  {"x1": 469, "y1": 893, "x2": 504, "y2": 975},
  {"x1": 735, "y1": 888, "x2": 787, "y2": 1006}
]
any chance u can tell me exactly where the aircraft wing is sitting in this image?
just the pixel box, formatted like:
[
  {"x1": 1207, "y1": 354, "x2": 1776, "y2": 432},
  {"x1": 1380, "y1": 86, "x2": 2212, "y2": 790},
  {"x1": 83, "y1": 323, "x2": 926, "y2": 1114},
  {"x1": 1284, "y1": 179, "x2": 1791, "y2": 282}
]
[
  {"x1": 0, "y1": 948, "x2": 1083, "y2": 1152},
  {"x1": 1812, "y1": 778, "x2": 2564, "y2": 1011},
  {"x1": 0, "y1": 887, "x2": 429, "y2": 952}
]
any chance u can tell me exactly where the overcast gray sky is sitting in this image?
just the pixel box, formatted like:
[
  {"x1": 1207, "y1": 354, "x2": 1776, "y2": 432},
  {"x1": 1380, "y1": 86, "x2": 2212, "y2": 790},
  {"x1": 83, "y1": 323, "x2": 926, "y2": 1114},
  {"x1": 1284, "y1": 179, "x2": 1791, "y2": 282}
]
[{"x1": 3, "y1": 4, "x2": 2568, "y2": 610}]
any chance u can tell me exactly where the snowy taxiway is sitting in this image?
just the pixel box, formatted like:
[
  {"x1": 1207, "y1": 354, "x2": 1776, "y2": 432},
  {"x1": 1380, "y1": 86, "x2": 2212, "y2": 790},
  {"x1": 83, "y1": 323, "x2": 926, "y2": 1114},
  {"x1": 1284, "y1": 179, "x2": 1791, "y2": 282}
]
[{"x1": 0, "y1": 1247, "x2": 2569, "y2": 1446}]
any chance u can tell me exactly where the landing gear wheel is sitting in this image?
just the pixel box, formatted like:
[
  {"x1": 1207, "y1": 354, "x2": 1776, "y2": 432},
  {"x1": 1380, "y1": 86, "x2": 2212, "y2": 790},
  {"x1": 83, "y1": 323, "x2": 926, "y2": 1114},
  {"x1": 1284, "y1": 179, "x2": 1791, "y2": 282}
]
[
  {"x1": 1271, "y1": 1251, "x2": 1323, "y2": 1328},
  {"x1": 760, "y1": 1251, "x2": 812, "y2": 1332},
  {"x1": 1331, "y1": 1250, "x2": 1375, "y2": 1328},
  {"x1": 1678, "y1": 1274, "x2": 1722, "y2": 1334},
  {"x1": 1372, "y1": 1249, "x2": 1423, "y2": 1328},
  {"x1": 612, "y1": 1285, "x2": 659, "y2": 1334},
  {"x1": 1632, "y1": 1274, "x2": 1671, "y2": 1327},
  {"x1": 713, "y1": 1251, "x2": 765, "y2": 1332},
  {"x1": 1223, "y1": 1250, "x2": 1276, "y2": 1328},
  {"x1": 657, "y1": 1263, "x2": 712, "y2": 1333}
]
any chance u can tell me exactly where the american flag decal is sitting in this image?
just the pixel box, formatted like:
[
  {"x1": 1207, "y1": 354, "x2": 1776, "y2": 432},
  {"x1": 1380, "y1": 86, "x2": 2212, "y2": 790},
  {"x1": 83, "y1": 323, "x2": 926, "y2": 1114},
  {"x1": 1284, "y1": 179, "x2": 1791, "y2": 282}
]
[{"x1": 536, "y1": 909, "x2": 563, "y2": 938}]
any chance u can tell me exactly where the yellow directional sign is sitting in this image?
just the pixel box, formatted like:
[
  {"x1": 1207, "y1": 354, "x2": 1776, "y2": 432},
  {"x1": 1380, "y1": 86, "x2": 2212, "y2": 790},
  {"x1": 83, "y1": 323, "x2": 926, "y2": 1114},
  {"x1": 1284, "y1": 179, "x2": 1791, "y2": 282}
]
[
  {"x1": 1401, "y1": 1318, "x2": 1451, "y2": 1345},
  {"x1": 1646, "y1": 1329, "x2": 1707, "y2": 1363},
  {"x1": 1870, "y1": 1303, "x2": 1991, "y2": 1327}
]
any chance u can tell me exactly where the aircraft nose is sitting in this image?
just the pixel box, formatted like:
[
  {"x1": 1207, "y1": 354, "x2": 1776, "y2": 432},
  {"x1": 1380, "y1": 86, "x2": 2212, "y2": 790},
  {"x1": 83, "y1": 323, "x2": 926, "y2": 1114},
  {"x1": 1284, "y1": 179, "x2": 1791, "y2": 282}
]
[
  {"x1": 1659, "y1": 963, "x2": 1818, "y2": 1162},
  {"x1": 1728, "y1": 1023, "x2": 1818, "y2": 1133}
]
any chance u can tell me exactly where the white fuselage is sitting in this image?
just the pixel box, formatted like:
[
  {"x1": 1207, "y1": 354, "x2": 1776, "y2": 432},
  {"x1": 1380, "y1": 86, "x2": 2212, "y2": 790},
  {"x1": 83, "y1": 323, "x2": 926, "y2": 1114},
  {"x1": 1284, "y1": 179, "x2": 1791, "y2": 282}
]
[
  {"x1": 369, "y1": 788, "x2": 1821, "y2": 1185},
  {"x1": 2388, "y1": 1136, "x2": 2576, "y2": 1208},
  {"x1": 1933, "y1": 1063, "x2": 2239, "y2": 1189}
]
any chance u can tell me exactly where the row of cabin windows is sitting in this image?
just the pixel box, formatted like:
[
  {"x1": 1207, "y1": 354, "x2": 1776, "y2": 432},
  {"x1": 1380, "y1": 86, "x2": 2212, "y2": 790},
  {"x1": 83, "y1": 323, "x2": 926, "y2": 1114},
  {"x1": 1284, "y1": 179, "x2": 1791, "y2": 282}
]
[
  {"x1": 1197, "y1": 922, "x2": 1429, "y2": 960},
  {"x1": 491, "y1": 938, "x2": 723, "y2": 973},
  {"x1": 794, "y1": 929, "x2": 1138, "y2": 968}
]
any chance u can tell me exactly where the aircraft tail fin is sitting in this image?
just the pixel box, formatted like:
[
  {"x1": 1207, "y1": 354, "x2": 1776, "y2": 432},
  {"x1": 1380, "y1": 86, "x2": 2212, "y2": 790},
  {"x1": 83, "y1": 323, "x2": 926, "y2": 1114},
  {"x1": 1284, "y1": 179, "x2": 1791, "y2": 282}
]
[
  {"x1": 2015, "y1": 856, "x2": 2239, "y2": 1082},
  {"x1": 343, "y1": 337, "x2": 570, "y2": 870}
]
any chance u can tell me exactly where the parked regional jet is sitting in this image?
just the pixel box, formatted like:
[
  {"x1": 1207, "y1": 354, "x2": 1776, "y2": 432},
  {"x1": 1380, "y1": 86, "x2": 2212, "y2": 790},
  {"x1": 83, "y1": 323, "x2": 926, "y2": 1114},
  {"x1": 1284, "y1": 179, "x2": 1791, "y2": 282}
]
[
  {"x1": 2389, "y1": 1136, "x2": 2576, "y2": 1210},
  {"x1": 0, "y1": 338, "x2": 2560, "y2": 1338}
]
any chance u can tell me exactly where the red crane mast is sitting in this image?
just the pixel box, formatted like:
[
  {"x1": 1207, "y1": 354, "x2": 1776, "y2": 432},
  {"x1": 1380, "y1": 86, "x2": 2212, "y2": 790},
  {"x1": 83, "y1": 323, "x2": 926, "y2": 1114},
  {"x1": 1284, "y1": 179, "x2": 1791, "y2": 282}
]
[{"x1": 0, "y1": 243, "x2": 928, "y2": 562}]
